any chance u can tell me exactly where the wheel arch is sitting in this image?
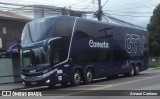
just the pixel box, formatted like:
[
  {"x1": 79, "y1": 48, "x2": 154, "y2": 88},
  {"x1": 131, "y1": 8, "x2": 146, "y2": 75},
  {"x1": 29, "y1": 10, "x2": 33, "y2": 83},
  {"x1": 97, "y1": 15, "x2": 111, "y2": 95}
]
[
  {"x1": 85, "y1": 65, "x2": 95, "y2": 78},
  {"x1": 73, "y1": 66, "x2": 84, "y2": 79},
  {"x1": 137, "y1": 62, "x2": 142, "y2": 71}
]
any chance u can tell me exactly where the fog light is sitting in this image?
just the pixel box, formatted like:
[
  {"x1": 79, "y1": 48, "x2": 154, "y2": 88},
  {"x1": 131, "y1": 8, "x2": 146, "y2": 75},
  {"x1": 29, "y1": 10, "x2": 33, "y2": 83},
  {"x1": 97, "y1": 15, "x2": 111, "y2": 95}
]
[{"x1": 46, "y1": 79, "x2": 50, "y2": 84}]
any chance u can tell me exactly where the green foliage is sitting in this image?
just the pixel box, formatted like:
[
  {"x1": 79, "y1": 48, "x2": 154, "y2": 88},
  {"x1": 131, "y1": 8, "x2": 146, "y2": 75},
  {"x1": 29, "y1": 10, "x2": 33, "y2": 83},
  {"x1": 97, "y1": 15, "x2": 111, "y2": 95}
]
[
  {"x1": 149, "y1": 64, "x2": 160, "y2": 68},
  {"x1": 149, "y1": 41, "x2": 160, "y2": 56},
  {"x1": 147, "y1": 4, "x2": 160, "y2": 56}
]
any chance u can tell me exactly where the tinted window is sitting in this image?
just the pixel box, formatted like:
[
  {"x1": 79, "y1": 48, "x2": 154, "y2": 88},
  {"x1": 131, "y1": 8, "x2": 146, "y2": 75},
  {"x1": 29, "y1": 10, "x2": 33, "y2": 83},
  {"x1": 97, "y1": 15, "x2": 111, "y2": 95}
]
[
  {"x1": 73, "y1": 49, "x2": 111, "y2": 64},
  {"x1": 76, "y1": 19, "x2": 113, "y2": 39},
  {"x1": 48, "y1": 18, "x2": 75, "y2": 65},
  {"x1": 54, "y1": 18, "x2": 74, "y2": 37},
  {"x1": 72, "y1": 19, "x2": 112, "y2": 64},
  {"x1": 50, "y1": 38, "x2": 70, "y2": 65},
  {"x1": 21, "y1": 17, "x2": 55, "y2": 46}
]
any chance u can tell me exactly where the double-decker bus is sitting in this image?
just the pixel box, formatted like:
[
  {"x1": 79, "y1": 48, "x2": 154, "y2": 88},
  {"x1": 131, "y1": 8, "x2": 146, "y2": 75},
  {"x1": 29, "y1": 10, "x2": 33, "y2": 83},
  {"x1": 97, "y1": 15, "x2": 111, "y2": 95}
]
[{"x1": 12, "y1": 16, "x2": 148, "y2": 87}]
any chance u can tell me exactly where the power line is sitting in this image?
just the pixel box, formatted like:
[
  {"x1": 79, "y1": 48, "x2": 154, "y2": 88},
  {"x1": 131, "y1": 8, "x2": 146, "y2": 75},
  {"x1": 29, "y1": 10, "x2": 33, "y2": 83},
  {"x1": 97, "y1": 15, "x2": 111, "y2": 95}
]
[
  {"x1": 69, "y1": 0, "x2": 86, "y2": 7},
  {"x1": 84, "y1": 2, "x2": 92, "y2": 9},
  {"x1": 101, "y1": 0, "x2": 109, "y2": 9},
  {"x1": 105, "y1": 10, "x2": 153, "y2": 14},
  {"x1": 104, "y1": 14, "x2": 145, "y2": 29},
  {"x1": 104, "y1": 13, "x2": 151, "y2": 17},
  {"x1": 109, "y1": 4, "x2": 157, "y2": 11},
  {"x1": 107, "y1": 0, "x2": 156, "y2": 9},
  {"x1": 0, "y1": 1, "x2": 27, "y2": 6}
]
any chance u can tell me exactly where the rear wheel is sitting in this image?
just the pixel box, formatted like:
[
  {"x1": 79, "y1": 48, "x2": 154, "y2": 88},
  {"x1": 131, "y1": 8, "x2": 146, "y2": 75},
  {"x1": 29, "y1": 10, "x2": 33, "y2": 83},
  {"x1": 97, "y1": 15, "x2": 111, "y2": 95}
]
[
  {"x1": 84, "y1": 69, "x2": 93, "y2": 84},
  {"x1": 134, "y1": 65, "x2": 140, "y2": 75},
  {"x1": 71, "y1": 70, "x2": 82, "y2": 86},
  {"x1": 124, "y1": 64, "x2": 135, "y2": 77}
]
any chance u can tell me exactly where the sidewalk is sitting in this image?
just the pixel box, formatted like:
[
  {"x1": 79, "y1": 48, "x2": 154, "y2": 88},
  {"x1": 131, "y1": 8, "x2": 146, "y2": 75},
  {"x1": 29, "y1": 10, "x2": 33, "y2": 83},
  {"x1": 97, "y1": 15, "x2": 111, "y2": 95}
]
[
  {"x1": 148, "y1": 67, "x2": 160, "y2": 70},
  {"x1": 0, "y1": 82, "x2": 24, "y2": 90}
]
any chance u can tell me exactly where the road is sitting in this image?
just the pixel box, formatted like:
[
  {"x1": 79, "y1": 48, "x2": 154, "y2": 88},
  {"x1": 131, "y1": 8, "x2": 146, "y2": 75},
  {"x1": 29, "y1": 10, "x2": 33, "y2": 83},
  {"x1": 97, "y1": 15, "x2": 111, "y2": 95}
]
[{"x1": 6, "y1": 68, "x2": 160, "y2": 99}]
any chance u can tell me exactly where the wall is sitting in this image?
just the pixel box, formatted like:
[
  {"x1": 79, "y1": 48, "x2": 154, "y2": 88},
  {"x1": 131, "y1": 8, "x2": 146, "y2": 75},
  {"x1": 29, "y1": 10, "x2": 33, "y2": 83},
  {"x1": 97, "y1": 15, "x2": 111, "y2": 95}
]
[
  {"x1": 0, "y1": 58, "x2": 14, "y2": 84},
  {"x1": 0, "y1": 19, "x2": 27, "y2": 52},
  {"x1": 0, "y1": 56, "x2": 21, "y2": 84}
]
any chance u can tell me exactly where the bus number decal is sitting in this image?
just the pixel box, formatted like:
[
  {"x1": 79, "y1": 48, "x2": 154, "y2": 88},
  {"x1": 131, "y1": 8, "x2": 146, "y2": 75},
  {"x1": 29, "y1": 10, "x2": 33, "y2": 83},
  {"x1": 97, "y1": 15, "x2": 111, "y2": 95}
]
[{"x1": 125, "y1": 34, "x2": 145, "y2": 54}]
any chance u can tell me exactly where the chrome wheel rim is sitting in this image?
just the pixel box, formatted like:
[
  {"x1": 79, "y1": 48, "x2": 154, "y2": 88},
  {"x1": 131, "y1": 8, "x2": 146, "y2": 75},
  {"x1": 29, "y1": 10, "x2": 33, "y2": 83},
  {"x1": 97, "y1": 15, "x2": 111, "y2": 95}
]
[
  {"x1": 87, "y1": 70, "x2": 93, "y2": 82},
  {"x1": 131, "y1": 67, "x2": 134, "y2": 75},
  {"x1": 136, "y1": 66, "x2": 139, "y2": 74},
  {"x1": 74, "y1": 72, "x2": 81, "y2": 84}
]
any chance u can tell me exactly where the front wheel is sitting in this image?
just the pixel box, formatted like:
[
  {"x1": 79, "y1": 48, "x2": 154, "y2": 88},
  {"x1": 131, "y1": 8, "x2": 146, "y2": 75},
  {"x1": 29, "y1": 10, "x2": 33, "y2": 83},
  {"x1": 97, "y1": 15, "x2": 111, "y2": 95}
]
[
  {"x1": 84, "y1": 69, "x2": 93, "y2": 84},
  {"x1": 71, "y1": 70, "x2": 82, "y2": 86}
]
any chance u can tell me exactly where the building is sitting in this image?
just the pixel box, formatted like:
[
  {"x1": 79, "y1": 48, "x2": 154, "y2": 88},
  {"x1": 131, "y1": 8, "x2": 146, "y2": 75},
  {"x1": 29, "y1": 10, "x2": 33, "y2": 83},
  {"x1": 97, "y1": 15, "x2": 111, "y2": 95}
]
[
  {"x1": 0, "y1": 10, "x2": 30, "y2": 53},
  {"x1": 0, "y1": 5, "x2": 88, "y2": 84},
  {"x1": 0, "y1": 10, "x2": 30, "y2": 84},
  {"x1": 10, "y1": 5, "x2": 89, "y2": 19}
]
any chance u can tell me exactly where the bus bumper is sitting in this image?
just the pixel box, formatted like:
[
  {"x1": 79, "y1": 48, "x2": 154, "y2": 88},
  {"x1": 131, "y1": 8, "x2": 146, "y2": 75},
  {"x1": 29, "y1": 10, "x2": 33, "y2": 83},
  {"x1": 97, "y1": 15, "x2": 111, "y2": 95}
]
[{"x1": 22, "y1": 74, "x2": 58, "y2": 87}]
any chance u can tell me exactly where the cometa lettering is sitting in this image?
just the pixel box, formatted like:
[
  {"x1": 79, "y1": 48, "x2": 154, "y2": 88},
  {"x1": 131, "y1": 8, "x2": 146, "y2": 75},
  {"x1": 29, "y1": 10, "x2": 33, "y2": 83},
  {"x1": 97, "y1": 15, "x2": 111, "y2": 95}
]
[{"x1": 89, "y1": 39, "x2": 109, "y2": 48}]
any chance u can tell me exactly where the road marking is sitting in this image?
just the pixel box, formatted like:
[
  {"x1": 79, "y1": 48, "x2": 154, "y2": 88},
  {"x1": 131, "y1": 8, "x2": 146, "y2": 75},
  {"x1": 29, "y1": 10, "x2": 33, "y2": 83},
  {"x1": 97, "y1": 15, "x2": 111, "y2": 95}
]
[{"x1": 69, "y1": 75, "x2": 160, "y2": 95}]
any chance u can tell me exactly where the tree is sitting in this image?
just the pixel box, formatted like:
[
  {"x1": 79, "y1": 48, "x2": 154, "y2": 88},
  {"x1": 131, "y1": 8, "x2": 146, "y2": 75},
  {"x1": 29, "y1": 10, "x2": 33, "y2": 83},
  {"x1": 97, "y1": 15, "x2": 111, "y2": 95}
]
[{"x1": 147, "y1": 3, "x2": 160, "y2": 56}]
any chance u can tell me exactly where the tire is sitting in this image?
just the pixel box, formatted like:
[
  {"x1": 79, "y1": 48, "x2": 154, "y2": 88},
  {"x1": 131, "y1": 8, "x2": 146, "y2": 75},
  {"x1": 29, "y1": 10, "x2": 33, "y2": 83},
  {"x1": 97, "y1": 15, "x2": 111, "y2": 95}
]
[
  {"x1": 71, "y1": 70, "x2": 82, "y2": 86},
  {"x1": 84, "y1": 69, "x2": 93, "y2": 84},
  {"x1": 134, "y1": 65, "x2": 140, "y2": 75},
  {"x1": 124, "y1": 64, "x2": 135, "y2": 77}
]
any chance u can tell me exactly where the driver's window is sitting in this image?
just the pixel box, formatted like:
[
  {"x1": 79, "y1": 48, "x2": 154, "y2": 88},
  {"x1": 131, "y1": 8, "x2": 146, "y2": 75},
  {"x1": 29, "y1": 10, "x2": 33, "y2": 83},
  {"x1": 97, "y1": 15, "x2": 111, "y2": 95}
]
[{"x1": 53, "y1": 49, "x2": 61, "y2": 64}]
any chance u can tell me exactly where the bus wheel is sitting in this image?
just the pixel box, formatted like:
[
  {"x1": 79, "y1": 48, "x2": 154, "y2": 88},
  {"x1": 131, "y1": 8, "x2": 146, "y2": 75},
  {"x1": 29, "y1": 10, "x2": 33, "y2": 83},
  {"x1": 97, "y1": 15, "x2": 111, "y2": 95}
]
[
  {"x1": 71, "y1": 70, "x2": 82, "y2": 86},
  {"x1": 124, "y1": 64, "x2": 135, "y2": 77},
  {"x1": 134, "y1": 65, "x2": 140, "y2": 75},
  {"x1": 84, "y1": 69, "x2": 93, "y2": 84}
]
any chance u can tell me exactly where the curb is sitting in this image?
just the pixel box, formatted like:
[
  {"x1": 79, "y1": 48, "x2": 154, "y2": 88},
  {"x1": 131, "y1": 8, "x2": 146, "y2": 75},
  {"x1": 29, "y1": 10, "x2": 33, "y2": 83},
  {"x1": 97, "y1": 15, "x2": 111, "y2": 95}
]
[{"x1": 148, "y1": 67, "x2": 160, "y2": 70}]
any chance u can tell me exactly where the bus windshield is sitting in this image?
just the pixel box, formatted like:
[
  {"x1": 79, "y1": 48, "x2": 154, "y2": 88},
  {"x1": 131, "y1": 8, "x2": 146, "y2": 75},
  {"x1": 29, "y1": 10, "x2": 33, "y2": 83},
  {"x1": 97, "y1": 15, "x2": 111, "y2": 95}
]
[{"x1": 22, "y1": 47, "x2": 50, "y2": 68}]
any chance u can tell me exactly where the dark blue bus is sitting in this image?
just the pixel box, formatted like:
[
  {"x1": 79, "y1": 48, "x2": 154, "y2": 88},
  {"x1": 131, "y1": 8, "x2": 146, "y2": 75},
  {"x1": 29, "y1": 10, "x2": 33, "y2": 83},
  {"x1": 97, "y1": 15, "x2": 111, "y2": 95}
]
[{"x1": 17, "y1": 16, "x2": 148, "y2": 87}]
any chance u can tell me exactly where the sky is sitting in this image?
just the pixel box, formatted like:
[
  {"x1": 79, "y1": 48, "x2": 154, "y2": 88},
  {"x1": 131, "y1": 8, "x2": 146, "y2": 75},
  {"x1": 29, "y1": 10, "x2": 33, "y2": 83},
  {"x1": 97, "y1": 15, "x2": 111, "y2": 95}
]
[{"x1": 0, "y1": 0, "x2": 160, "y2": 28}]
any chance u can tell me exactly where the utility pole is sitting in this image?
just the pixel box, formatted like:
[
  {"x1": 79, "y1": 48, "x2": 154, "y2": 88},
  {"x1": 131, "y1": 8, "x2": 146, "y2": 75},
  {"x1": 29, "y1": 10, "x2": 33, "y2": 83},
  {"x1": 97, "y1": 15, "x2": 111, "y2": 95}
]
[{"x1": 95, "y1": 0, "x2": 103, "y2": 21}]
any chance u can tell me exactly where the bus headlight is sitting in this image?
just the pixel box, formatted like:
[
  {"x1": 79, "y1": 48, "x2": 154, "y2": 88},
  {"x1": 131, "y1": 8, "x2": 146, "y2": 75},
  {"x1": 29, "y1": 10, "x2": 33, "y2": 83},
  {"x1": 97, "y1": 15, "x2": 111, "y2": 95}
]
[{"x1": 46, "y1": 79, "x2": 50, "y2": 84}]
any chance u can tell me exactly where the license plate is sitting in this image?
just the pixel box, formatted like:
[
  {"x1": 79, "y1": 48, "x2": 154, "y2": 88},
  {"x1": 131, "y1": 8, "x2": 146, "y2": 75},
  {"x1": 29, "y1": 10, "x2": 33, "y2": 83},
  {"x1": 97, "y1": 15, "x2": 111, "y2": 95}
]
[{"x1": 31, "y1": 82, "x2": 36, "y2": 85}]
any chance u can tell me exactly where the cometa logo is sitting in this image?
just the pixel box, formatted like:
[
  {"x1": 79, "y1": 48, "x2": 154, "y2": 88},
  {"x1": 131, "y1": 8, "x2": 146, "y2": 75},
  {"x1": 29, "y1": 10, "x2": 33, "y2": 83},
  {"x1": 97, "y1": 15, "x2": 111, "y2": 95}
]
[{"x1": 89, "y1": 39, "x2": 109, "y2": 48}]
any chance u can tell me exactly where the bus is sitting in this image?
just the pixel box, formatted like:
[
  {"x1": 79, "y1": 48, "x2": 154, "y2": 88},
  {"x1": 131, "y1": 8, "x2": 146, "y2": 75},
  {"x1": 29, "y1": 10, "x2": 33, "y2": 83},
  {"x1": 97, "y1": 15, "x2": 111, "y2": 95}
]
[{"x1": 12, "y1": 16, "x2": 149, "y2": 87}]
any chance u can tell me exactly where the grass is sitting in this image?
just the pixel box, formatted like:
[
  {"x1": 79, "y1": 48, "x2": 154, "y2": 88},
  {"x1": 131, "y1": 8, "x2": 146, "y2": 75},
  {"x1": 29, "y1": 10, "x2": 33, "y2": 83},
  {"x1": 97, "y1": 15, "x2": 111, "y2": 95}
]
[{"x1": 149, "y1": 64, "x2": 160, "y2": 68}]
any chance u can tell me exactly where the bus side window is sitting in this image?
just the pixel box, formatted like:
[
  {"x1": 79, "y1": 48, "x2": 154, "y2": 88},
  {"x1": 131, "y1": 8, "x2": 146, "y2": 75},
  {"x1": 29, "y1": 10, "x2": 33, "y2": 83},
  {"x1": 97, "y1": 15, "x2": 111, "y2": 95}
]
[{"x1": 53, "y1": 50, "x2": 61, "y2": 64}]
